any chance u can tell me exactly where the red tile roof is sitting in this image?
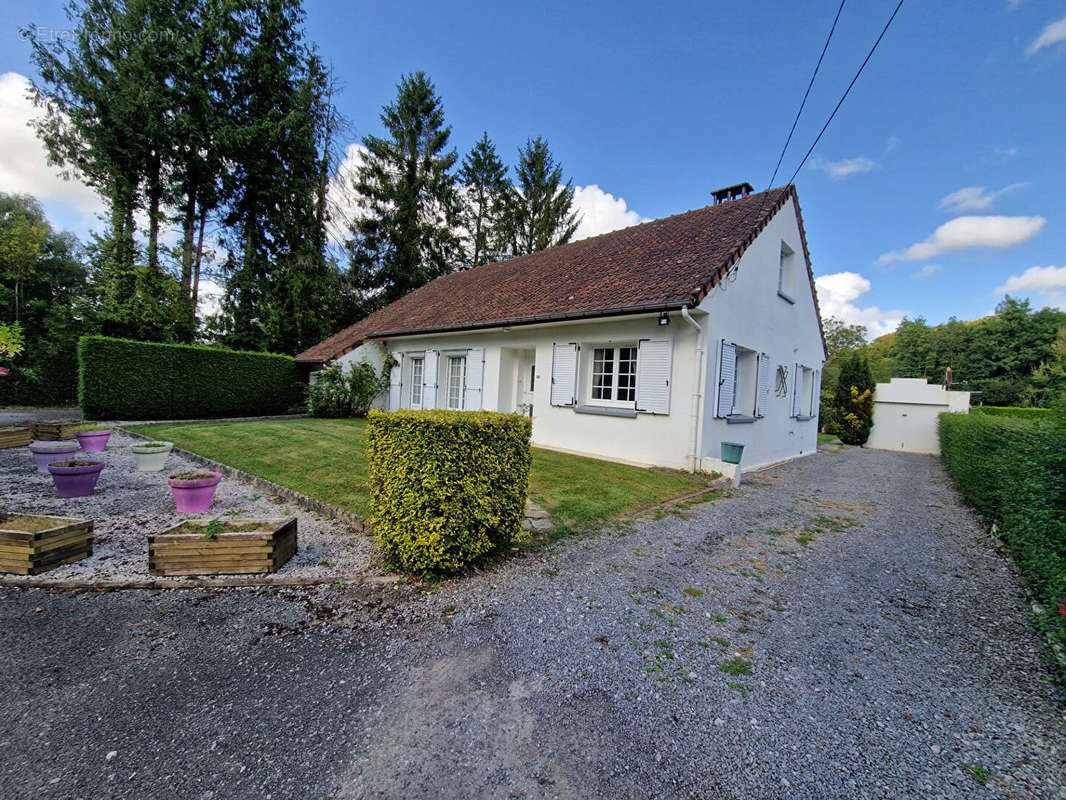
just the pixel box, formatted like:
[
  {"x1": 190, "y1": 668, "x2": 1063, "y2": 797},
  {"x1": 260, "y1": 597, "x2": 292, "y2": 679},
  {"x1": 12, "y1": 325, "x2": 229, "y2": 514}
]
[{"x1": 297, "y1": 185, "x2": 823, "y2": 362}]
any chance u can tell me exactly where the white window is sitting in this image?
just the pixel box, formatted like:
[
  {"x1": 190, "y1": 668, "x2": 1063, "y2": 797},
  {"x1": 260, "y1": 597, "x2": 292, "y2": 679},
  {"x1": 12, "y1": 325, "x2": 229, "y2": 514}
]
[
  {"x1": 792, "y1": 364, "x2": 816, "y2": 418},
  {"x1": 716, "y1": 340, "x2": 767, "y2": 420},
  {"x1": 409, "y1": 357, "x2": 424, "y2": 408},
  {"x1": 778, "y1": 240, "x2": 796, "y2": 303},
  {"x1": 447, "y1": 355, "x2": 466, "y2": 410},
  {"x1": 590, "y1": 345, "x2": 637, "y2": 406}
]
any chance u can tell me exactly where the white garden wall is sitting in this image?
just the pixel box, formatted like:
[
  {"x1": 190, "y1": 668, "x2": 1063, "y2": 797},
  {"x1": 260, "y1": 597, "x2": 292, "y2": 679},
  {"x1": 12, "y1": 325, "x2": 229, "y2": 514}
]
[{"x1": 867, "y1": 378, "x2": 970, "y2": 455}]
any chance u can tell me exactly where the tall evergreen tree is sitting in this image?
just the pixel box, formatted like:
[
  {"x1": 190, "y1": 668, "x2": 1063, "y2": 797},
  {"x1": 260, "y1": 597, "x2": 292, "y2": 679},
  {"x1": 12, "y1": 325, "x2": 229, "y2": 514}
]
[
  {"x1": 506, "y1": 137, "x2": 580, "y2": 255},
  {"x1": 346, "y1": 72, "x2": 462, "y2": 308},
  {"x1": 833, "y1": 354, "x2": 875, "y2": 445},
  {"x1": 458, "y1": 133, "x2": 511, "y2": 267}
]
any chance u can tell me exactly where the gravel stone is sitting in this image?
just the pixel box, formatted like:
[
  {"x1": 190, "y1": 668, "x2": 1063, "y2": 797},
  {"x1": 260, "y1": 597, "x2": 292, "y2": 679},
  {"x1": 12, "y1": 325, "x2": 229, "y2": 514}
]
[{"x1": 0, "y1": 447, "x2": 1063, "y2": 799}]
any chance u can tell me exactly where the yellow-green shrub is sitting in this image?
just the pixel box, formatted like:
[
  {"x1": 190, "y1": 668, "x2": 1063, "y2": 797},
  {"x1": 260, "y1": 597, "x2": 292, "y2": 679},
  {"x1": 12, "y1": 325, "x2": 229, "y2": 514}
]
[{"x1": 366, "y1": 409, "x2": 532, "y2": 575}]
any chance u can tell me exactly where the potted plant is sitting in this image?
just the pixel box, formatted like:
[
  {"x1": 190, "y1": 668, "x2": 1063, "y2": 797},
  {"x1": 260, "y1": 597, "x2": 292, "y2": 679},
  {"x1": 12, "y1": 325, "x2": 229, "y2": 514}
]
[
  {"x1": 148, "y1": 517, "x2": 297, "y2": 576},
  {"x1": 28, "y1": 440, "x2": 80, "y2": 473},
  {"x1": 0, "y1": 512, "x2": 94, "y2": 575},
  {"x1": 131, "y1": 440, "x2": 174, "y2": 472},
  {"x1": 168, "y1": 471, "x2": 222, "y2": 513},
  {"x1": 74, "y1": 425, "x2": 112, "y2": 452},
  {"x1": 47, "y1": 460, "x2": 105, "y2": 498}
]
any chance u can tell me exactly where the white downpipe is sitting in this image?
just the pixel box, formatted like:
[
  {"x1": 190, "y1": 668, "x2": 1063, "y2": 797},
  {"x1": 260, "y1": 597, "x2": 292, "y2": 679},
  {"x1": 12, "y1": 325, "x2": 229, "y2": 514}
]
[{"x1": 681, "y1": 306, "x2": 705, "y2": 472}]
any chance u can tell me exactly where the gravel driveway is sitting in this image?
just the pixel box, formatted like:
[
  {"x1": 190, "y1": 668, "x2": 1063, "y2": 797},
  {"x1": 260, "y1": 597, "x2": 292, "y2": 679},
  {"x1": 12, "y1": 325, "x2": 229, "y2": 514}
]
[{"x1": 2, "y1": 447, "x2": 1063, "y2": 799}]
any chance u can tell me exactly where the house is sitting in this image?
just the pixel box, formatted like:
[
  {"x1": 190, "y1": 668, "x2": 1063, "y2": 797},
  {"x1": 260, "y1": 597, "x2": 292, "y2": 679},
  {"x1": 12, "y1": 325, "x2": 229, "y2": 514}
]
[
  {"x1": 296, "y1": 183, "x2": 827, "y2": 477},
  {"x1": 866, "y1": 378, "x2": 970, "y2": 455}
]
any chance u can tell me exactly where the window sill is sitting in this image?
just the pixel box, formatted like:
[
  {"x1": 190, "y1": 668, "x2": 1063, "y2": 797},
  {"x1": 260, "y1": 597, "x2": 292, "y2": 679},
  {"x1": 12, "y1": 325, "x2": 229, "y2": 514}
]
[
  {"x1": 793, "y1": 414, "x2": 815, "y2": 421},
  {"x1": 726, "y1": 414, "x2": 755, "y2": 424},
  {"x1": 575, "y1": 405, "x2": 637, "y2": 418},
  {"x1": 777, "y1": 290, "x2": 795, "y2": 305}
]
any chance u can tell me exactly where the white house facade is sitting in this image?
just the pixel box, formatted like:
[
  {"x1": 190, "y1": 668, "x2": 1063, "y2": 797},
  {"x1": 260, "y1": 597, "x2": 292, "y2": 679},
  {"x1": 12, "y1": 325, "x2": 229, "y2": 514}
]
[{"x1": 298, "y1": 184, "x2": 826, "y2": 476}]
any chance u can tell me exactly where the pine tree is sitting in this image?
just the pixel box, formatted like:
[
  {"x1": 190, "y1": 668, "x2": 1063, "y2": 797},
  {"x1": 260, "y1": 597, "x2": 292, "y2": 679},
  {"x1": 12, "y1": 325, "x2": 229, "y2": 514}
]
[
  {"x1": 833, "y1": 353, "x2": 875, "y2": 445},
  {"x1": 346, "y1": 72, "x2": 462, "y2": 308},
  {"x1": 458, "y1": 133, "x2": 511, "y2": 266},
  {"x1": 505, "y1": 137, "x2": 580, "y2": 255}
]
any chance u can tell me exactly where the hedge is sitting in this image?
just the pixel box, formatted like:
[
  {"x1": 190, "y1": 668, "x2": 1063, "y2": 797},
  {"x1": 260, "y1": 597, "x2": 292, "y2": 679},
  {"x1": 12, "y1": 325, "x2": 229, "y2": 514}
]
[
  {"x1": 971, "y1": 406, "x2": 1052, "y2": 421},
  {"x1": 939, "y1": 413, "x2": 1066, "y2": 676},
  {"x1": 78, "y1": 336, "x2": 305, "y2": 420},
  {"x1": 366, "y1": 409, "x2": 532, "y2": 575}
]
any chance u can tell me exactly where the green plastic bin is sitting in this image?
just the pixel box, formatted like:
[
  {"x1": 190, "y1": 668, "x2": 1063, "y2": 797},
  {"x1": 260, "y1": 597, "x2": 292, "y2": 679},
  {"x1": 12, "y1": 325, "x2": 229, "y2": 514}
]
[{"x1": 721, "y1": 442, "x2": 744, "y2": 464}]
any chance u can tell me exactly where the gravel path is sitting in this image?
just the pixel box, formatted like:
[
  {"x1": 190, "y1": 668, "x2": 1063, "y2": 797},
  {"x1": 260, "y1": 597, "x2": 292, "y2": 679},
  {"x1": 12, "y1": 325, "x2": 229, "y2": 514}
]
[
  {"x1": 0, "y1": 430, "x2": 377, "y2": 583},
  {"x1": 1, "y1": 447, "x2": 1062, "y2": 799}
]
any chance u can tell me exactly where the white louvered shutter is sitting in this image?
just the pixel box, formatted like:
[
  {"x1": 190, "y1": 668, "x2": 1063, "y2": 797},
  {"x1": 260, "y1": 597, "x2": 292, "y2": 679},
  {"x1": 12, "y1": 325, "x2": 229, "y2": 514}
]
[
  {"x1": 716, "y1": 340, "x2": 737, "y2": 418},
  {"x1": 387, "y1": 353, "x2": 404, "y2": 411},
  {"x1": 550, "y1": 343, "x2": 578, "y2": 406},
  {"x1": 635, "y1": 338, "x2": 673, "y2": 415},
  {"x1": 791, "y1": 363, "x2": 803, "y2": 417},
  {"x1": 811, "y1": 369, "x2": 821, "y2": 418},
  {"x1": 464, "y1": 347, "x2": 484, "y2": 410},
  {"x1": 755, "y1": 353, "x2": 771, "y2": 417},
  {"x1": 422, "y1": 350, "x2": 439, "y2": 410}
]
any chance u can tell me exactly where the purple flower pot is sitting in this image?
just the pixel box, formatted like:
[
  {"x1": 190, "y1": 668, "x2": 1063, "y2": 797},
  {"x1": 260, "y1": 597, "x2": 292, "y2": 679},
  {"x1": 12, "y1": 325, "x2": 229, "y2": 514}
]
[
  {"x1": 28, "y1": 441, "x2": 80, "y2": 474},
  {"x1": 75, "y1": 430, "x2": 112, "y2": 452},
  {"x1": 168, "y1": 471, "x2": 222, "y2": 514},
  {"x1": 47, "y1": 461, "x2": 105, "y2": 498}
]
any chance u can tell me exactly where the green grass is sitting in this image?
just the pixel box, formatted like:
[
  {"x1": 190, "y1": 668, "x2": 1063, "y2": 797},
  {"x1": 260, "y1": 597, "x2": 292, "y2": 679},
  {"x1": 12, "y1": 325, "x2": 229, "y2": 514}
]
[
  {"x1": 817, "y1": 433, "x2": 838, "y2": 445},
  {"x1": 130, "y1": 418, "x2": 713, "y2": 526}
]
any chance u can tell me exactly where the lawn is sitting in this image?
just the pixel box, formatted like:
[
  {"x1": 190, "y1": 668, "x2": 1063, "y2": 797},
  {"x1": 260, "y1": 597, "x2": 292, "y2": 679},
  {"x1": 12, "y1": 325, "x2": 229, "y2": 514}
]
[
  {"x1": 817, "y1": 433, "x2": 839, "y2": 445},
  {"x1": 129, "y1": 418, "x2": 715, "y2": 528}
]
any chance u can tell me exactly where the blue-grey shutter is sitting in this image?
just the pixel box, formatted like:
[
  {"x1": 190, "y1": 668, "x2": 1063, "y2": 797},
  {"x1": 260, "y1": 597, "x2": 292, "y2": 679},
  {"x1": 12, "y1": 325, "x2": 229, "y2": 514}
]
[
  {"x1": 812, "y1": 369, "x2": 821, "y2": 418},
  {"x1": 716, "y1": 340, "x2": 736, "y2": 418},
  {"x1": 550, "y1": 343, "x2": 578, "y2": 407},
  {"x1": 791, "y1": 363, "x2": 803, "y2": 417},
  {"x1": 387, "y1": 353, "x2": 404, "y2": 411},
  {"x1": 464, "y1": 347, "x2": 484, "y2": 410},
  {"x1": 635, "y1": 338, "x2": 672, "y2": 415},
  {"x1": 422, "y1": 350, "x2": 439, "y2": 410},
  {"x1": 755, "y1": 353, "x2": 771, "y2": 417}
]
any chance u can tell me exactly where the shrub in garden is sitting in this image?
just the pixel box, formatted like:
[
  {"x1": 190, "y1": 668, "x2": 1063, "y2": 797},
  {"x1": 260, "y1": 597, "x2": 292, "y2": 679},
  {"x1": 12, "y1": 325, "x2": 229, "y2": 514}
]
[
  {"x1": 366, "y1": 409, "x2": 533, "y2": 575},
  {"x1": 970, "y1": 406, "x2": 1052, "y2": 422},
  {"x1": 832, "y1": 353, "x2": 874, "y2": 445},
  {"x1": 939, "y1": 411, "x2": 1066, "y2": 675},
  {"x1": 78, "y1": 335, "x2": 304, "y2": 419},
  {"x1": 307, "y1": 357, "x2": 392, "y2": 418}
]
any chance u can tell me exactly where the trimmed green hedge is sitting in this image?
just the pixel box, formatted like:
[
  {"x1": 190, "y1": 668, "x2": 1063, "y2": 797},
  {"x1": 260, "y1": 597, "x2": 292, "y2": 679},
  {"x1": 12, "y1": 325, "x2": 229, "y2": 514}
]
[
  {"x1": 939, "y1": 413, "x2": 1066, "y2": 674},
  {"x1": 971, "y1": 406, "x2": 1052, "y2": 421},
  {"x1": 367, "y1": 409, "x2": 532, "y2": 575},
  {"x1": 78, "y1": 336, "x2": 305, "y2": 420}
]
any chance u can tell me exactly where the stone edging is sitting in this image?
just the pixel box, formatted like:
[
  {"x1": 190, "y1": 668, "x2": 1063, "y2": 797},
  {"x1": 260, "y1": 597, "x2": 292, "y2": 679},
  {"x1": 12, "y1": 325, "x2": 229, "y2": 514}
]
[
  {"x1": 116, "y1": 426, "x2": 366, "y2": 531},
  {"x1": 0, "y1": 575, "x2": 377, "y2": 591}
]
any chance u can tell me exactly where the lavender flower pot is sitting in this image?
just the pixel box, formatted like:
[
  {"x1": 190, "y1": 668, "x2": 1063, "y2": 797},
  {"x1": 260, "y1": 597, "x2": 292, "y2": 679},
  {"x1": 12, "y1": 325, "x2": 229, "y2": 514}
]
[
  {"x1": 75, "y1": 430, "x2": 112, "y2": 452},
  {"x1": 168, "y1": 471, "x2": 222, "y2": 514},
  {"x1": 28, "y1": 441, "x2": 80, "y2": 474},
  {"x1": 47, "y1": 461, "x2": 105, "y2": 498}
]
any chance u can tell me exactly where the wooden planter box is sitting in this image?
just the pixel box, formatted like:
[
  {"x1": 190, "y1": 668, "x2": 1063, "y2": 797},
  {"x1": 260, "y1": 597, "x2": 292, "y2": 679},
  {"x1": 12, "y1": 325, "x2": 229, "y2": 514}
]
[
  {"x1": 0, "y1": 426, "x2": 32, "y2": 449},
  {"x1": 32, "y1": 420, "x2": 80, "y2": 441},
  {"x1": 148, "y1": 518, "x2": 297, "y2": 576},
  {"x1": 0, "y1": 513, "x2": 94, "y2": 575}
]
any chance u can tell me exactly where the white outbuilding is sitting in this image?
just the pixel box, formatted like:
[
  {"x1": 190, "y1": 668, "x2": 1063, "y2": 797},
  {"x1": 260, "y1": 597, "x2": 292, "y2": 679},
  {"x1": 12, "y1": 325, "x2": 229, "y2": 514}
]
[{"x1": 866, "y1": 378, "x2": 970, "y2": 455}]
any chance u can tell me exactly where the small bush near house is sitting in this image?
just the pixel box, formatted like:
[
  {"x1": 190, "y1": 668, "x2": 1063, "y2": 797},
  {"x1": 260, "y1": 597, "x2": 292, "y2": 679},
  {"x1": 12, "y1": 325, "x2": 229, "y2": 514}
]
[
  {"x1": 833, "y1": 353, "x2": 874, "y2": 445},
  {"x1": 939, "y1": 411, "x2": 1066, "y2": 677},
  {"x1": 307, "y1": 359, "x2": 392, "y2": 418},
  {"x1": 367, "y1": 409, "x2": 533, "y2": 575},
  {"x1": 78, "y1": 335, "x2": 304, "y2": 420}
]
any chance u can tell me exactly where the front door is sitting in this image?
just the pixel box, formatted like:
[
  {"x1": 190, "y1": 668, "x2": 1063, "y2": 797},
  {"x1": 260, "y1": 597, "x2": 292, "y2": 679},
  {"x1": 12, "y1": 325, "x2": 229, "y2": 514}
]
[{"x1": 517, "y1": 352, "x2": 536, "y2": 416}]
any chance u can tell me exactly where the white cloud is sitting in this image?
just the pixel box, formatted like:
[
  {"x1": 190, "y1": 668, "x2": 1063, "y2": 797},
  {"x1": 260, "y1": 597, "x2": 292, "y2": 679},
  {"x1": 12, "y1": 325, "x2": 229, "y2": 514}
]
[
  {"x1": 325, "y1": 142, "x2": 370, "y2": 245},
  {"x1": 937, "y1": 183, "x2": 1028, "y2": 213},
  {"x1": 994, "y1": 265, "x2": 1066, "y2": 308},
  {"x1": 914, "y1": 264, "x2": 941, "y2": 279},
  {"x1": 0, "y1": 72, "x2": 105, "y2": 217},
  {"x1": 808, "y1": 155, "x2": 878, "y2": 180},
  {"x1": 571, "y1": 184, "x2": 646, "y2": 240},
  {"x1": 197, "y1": 279, "x2": 226, "y2": 319},
  {"x1": 814, "y1": 271, "x2": 907, "y2": 338},
  {"x1": 877, "y1": 215, "x2": 1045, "y2": 263},
  {"x1": 1026, "y1": 16, "x2": 1066, "y2": 56}
]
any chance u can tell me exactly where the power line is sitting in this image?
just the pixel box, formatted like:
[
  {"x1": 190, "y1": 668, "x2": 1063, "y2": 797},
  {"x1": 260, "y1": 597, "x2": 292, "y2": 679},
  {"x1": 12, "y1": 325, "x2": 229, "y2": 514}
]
[
  {"x1": 766, "y1": 0, "x2": 847, "y2": 190},
  {"x1": 785, "y1": 0, "x2": 906, "y2": 187}
]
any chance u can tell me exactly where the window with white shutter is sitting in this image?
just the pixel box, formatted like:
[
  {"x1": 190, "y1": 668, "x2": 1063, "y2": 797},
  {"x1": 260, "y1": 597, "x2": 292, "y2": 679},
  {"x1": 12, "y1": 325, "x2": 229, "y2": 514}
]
[
  {"x1": 811, "y1": 369, "x2": 821, "y2": 418},
  {"x1": 791, "y1": 363, "x2": 803, "y2": 417},
  {"x1": 755, "y1": 353, "x2": 771, "y2": 417},
  {"x1": 550, "y1": 343, "x2": 578, "y2": 406},
  {"x1": 463, "y1": 347, "x2": 484, "y2": 410},
  {"x1": 387, "y1": 353, "x2": 404, "y2": 411},
  {"x1": 422, "y1": 350, "x2": 439, "y2": 410},
  {"x1": 635, "y1": 338, "x2": 672, "y2": 415},
  {"x1": 715, "y1": 340, "x2": 736, "y2": 418}
]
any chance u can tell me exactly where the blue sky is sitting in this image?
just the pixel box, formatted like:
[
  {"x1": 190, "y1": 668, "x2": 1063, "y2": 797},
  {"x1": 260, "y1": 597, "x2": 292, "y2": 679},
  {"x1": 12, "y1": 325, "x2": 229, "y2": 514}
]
[{"x1": 2, "y1": 0, "x2": 1064, "y2": 337}]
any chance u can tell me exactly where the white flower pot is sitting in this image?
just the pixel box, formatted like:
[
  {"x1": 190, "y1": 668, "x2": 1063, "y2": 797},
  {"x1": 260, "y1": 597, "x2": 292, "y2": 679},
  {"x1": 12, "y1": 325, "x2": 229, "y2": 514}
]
[{"x1": 131, "y1": 441, "x2": 174, "y2": 472}]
